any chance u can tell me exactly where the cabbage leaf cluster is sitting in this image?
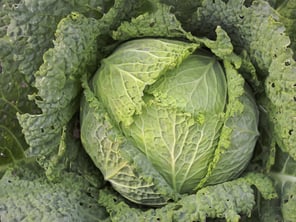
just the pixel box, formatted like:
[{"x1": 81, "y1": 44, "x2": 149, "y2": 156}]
[{"x1": 0, "y1": 0, "x2": 295, "y2": 221}]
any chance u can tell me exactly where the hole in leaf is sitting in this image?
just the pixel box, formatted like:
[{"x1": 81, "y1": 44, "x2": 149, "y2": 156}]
[
  {"x1": 173, "y1": 204, "x2": 182, "y2": 210},
  {"x1": 8, "y1": 180, "x2": 11, "y2": 183},
  {"x1": 149, "y1": 22, "x2": 155, "y2": 27},
  {"x1": 243, "y1": 0, "x2": 252, "y2": 7},
  {"x1": 41, "y1": 128, "x2": 44, "y2": 133},
  {"x1": 289, "y1": 129, "x2": 293, "y2": 135},
  {"x1": 79, "y1": 202, "x2": 83, "y2": 206},
  {"x1": 271, "y1": 82, "x2": 275, "y2": 88},
  {"x1": 156, "y1": 217, "x2": 160, "y2": 221},
  {"x1": 86, "y1": 192, "x2": 92, "y2": 197},
  {"x1": 293, "y1": 96, "x2": 296, "y2": 102},
  {"x1": 35, "y1": 96, "x2": 43, "y2": 101},
  {"x1": 285, "y1": 60, "x2": 291, "y2": 66},
  {"x1": 113, "y1": 198, "x2": 117, "y2": 203},
  {"x1": 239, "y1": 15, "x2": 244, "y2": 19},
  {"x1": 284, "y1": 199, "x2": 289, "y2": 203}
]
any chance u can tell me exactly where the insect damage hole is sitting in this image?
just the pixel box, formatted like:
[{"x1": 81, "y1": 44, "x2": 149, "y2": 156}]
[{"x1": 285, "y1": 60, "x2": 291, "y2": 66}]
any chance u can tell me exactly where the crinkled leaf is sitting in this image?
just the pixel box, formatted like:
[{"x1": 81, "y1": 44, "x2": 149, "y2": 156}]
[
  {"x1": 0, "y1": 0, "x2": 105, "y2": 175},
  {"x1": 15, "y1": 0, "x2": 159, "y2": 181},
  {"x1": 122, "y1": 53, "x2": 226, "y2": 193},
  {"x1": 198, "y1": 61, "x2": 259, "y2": 188},
  {"x1": 268, "y1": 148, "x2": 296, "y2": 222},
  {"x1": 189, "y1": 0, "x2": 296, "y2": 160},
  {"x1": 275, "y1": 0, "x2": 296, "y2": 56},
  {"x1": 16, "y1": 12, "x2": 99, "y2": 181},
  {"x1": 99, "y1": 16, "x2": 259, "y2": 196},
  {"x1": 94, "y1": 38, "x2": 198, "y2": 127},
  {"x1": 113, "y1": 2, "x2": 188, "y2": 40},
  {"x1": 0, "y1": 163, "x2": 109, "y2": 222},
  {"x1": 159, "y1": 0, "x2": 203, "y2": 22},
  {"x1": 1, "y1": 0, "x2": 105, "y2": 83},
  {"x1": 98, "y1": 173, "x2": 276, "y2": 222},
  {"x1": 0, "y1": 40, "x2": 38, "y2": 175},
  {"x1": 81, "y1": 81, "x2": 177, "y2": 205}
]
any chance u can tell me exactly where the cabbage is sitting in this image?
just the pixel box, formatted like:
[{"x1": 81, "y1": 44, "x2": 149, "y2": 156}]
[
  {"x1": 1, "y1": 0, "x2": 295, "y2": 221},
  {"x1": 81, "y1": 38, "x2": 259, "y2": 203}
]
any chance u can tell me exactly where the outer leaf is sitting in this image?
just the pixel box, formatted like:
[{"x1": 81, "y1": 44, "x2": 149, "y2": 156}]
[
  {"x1": 15, "y1": 0, "x2": 159, "y2": 180},
  {"x1": 269, "y1": 148, "x2": 296, "y2": 222},
  {"x1": 16, "y1": 12, "x2": 99, "y2": 180},
  {"x1": 0, "y1": 39, "x2": 38, "y2": 174},
  {"x1": 113, "y1": 2, "x2": 189, "y2": 40},
  {"x1": 0, "y1": 163, "x2": 109, "y2": 222},
  {"x1": 159, "y1": 0, "x2": 203, "y2": 23},
  {"x1": 81, "y1": 80, "x2": 177, "y2": 205},
  {"x1": 275, "y1": 0, "x2": 296, "y2": 56},
  {"x1": 98, "y1": 173, "x2": 277, "y2": 222},
  {"x1": 189, "y1": 0, "x2": 296, "y2": 159},
  {"x1": 0, "y1": 0, "x2": 103, "y2": 174},
  {"x1": 1, "y1": 0, "x2": 104, "y2": 82}
]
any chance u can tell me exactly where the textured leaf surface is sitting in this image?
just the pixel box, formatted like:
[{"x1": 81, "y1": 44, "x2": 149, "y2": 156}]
[
  {"x1": 0, "y1": 29, "x2": 38, "y2": 173},
  {"x1": 0, "y1": 0, "x2": 105, "y2": 175},
  {"x1": 16, "y1": 13, "x2": 99, "y2": 180},
  {"x1": 275, "y1": 0, "x2": 296, "y2": 56},
  {"x1": 1, "y1": 0, "x2": 105, "y2": 82},
  {"x1": 113, "y1": 2, "x2": 189, "y2": 40},
  {"x1": 13, "y1": 0, "x2": 160, "y2": 180},
  {"x1": 0, "y1": 164, "x2": 109, "y2": 222},
  {"x1": 122, "y1": 53, "x2": 226, "y2": 193},
  {"x1": 94, "y1": 38, "x2": 198, "y2": 127},
  {"x1": 93, "y1": 14, "x2": 260, "y2": 198},
  {"x1": 0, "y1": 56, "x2": 33, "y2": 173},
  {"x1": 98, "y1": 173, "x2": 277, "y2": 222},
  {"x1": 1, "y1": 0, "x2": 292, "y2": 221},
  {"x1": 199, "y1": 61, "x2": 259, "y2": 187},
  {"x1": 269, "y1": 149, "x2": 296, "y2": 222},
  {"x1": 81, "y1": 82, "x2": 177, "y2": 205},
  {"x1": 190, "y1": 0, "x2": 296, "y2": 159}
]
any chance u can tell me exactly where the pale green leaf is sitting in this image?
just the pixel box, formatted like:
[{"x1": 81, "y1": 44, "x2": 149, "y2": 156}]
[
  {"x1": 81, "y1": 81, "x2": 177, "y2": 205},
  {"x1": 94, "y1": 38, "x2": 198, "y2": 127},
  {"x1": 98, "y1": 173, "x2": 277, "y2": 222},
  {"x1": 269, "y1": 148, "x2": 296, "y2": 222}
]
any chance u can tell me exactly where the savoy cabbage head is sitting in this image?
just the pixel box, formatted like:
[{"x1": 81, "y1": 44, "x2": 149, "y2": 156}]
[
  {"x1": 0, "y1": 0, "x2": 295, "y2": 221},
  {"x1": 81, "y1": 38, "x2": 259, "y2": 204}
]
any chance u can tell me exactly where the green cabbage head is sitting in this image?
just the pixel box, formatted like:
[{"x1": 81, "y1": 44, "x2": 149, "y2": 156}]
[{"x1": 80, "y1": 38, "x2": 259, "y2": 205}]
